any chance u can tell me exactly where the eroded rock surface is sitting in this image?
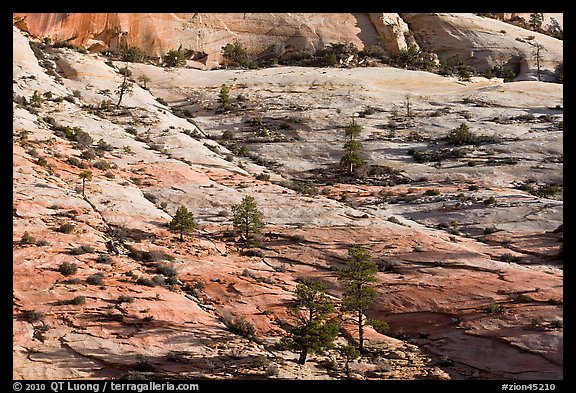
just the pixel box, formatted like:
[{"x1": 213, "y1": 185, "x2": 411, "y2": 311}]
[{"x1": 13, "y1": 18, "x2": 562, "y2": 381}]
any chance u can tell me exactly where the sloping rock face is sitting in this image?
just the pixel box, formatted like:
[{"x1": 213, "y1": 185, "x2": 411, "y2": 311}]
[
  {"x1": 401, "y1": 13, "x2": 563, "y2": 81},
  {"x1": 13, "y1": 18, "x2": 562, "y2": 382}
]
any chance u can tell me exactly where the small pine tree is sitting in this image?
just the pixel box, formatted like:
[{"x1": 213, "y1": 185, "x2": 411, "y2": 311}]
[
  {"x1": 169, "y1": 206, "x2": 197, "y2": 242},
  {"x1": 529, "y1": 13, "x2": 543, "y2": 32},
  {"x1": 232, "y1": 195, "x2": 264, "y2": 241},
  {"x1": 137, "y1": 75, "x2": 151, "y2": 89},
  {"x1": 78, "y1": 170, "x2": 93, "y2": 197},
  {"x1": 339, "y1": 344, "x2": 360, "y2": 374},
  {"x1": 340, "y1": 120, "x2": 366, "y2": 174},
  {"x1": 344, "y1": 120, "x2": 362, "y2": 140},
  {"x1": 338, "y1": 246, "x2": 379, "y2": 352},
  {"x1": 115, "y1": 71, "x2": 134, "y2": 108},
  {"x1": 532, "y1": 42, "x2": 545, "y2": 81},
  {"x1": 218, "y1": 84, "x2": 232, "y2": 111}
]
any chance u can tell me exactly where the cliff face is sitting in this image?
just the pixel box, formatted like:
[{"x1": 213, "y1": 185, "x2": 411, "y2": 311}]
[
  {"x1": 12, "y1": 13, "x2": 382, "y2": 62},
  {"x1": 13, "y1": 12, "x2": 563, "y2": 80}
]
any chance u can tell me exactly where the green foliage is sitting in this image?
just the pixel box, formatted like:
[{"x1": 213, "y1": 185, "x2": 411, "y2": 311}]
[
  {"x1": 485, "y1": 303, "x2": 505, "y2": 314},
  {"x1": 136, "y1": 75, "x2": 151, "y2": 89},
  {"x1": 447, "y1": 123, "x2": 474, "y2": 145},
  {"x1": 221, "y1": 41, "x2": 249, "y2": 67},
  {"x1": 232, "y1": 195, "x2": 264, "y2": 240},
  {"x1": 120, "y1": 46, "x2": 147, "y2": 63},
  {"x1": 530, "y1": 183, "x2": 562, "y2": 198},
  {"x1": 285, "y1": 319, "x2": 339, "y2": 364},
  {"x1": 154, "y1": 262, "x2": 178, "y2": 278},
  {"x1": 169, "y1": 206, "x2": 197, "y2": 242},
  {"x1": 79, "y1": 170, "x2": 93, "y2": 197},
  {"x1": 30, "y1": 90, "x2": 43, "y2": 107},
  {"x1": 367, "y1": 318, "x2": 389, "y2": 334},
  {"x1": 293, "y1": 278, "x2": 335, "y2": 322},
  {"x1": 218, "y1": 84, "x2": 232, "y2": 111},
  {"x1": 529, "y1": 13, "x2": 543, "y2": 31},
  {"x1": 388, "y1": 44, "x2": 437, "y2": 72},
  {"x1": 338, "y1": 344, "x2": 360, "y2": 373},
  {"x1": 340, "y1": 120, "x2": 366, "y2": 174},
  {"x1": 344, "y1": 121, "x2": 362, "y2": 140},
  {"x1": 485, "y1": 65, "x2": 517, "y2": 82},
  {"x1": 338, "y1": 246, "x2": 379, "y2": 351},
  {"x1": 115, "y1": 71, "x2": 134, "y2": 108},
  {"x1": 164, "y1": 48, "x2": 187, "y2": 67}
]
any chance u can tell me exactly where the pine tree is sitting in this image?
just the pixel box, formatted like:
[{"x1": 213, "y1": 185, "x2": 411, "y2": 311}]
[
  {"x1": 78, "y1": 170, "x2": 93, "y2": 198},
  {"x1": 284, "y1": 278, "x2": 339, "y2": 364},
  {"x1": 338, "y1": 246, "x2": 379, "y2": 352},
  {"x1": 115, "y1": 70, "x2": 134, "y2": 108},
  {"x1": 169, "y1": 206, "x2": 197, "y2": 242},
  {"x1": 232, "y1": 195, "x2": 264, "y2": 241},
  {"x1": 340, "y1": 119, "x2": 366, "y2": 174},
  {"x1": 218, "y1": 84, "x2": 232, "y2": 111}
]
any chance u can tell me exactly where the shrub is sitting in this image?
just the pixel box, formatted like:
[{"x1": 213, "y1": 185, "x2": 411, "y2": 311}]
[
  {"x1": 221, "y1": 315, "x2": 255, "y2": 338},
  {"x1": 483, "y1": 226, "x2": 498, "y2": 235},
  {"x1": 136, "y1": 277, "x2": 157, "y2": 287},
  {"x1": 164, "y1": 49, "x2": 186, "y2": 67},
  {"x1": 56, "y1": 223, "x2": 75, "y2": 234},
  {"x1": 423, "y1": 189, "x2": 440, "y2": 196},
  {"x1": 117, "y1": 295, "x2": 135, "y2": 304},
  {"x1": 135, "y1": 355, "x2": 155, "y2": 371},
  {"x1": 120, "y1": 46, "x2": 147, "y2": 63},
  {"x1": 485, "y1": 303, "x2": 505, "y2": 314},
  {"x1": 68, "y1": 245, "x2": 95, "y2": 255},
  {"x1": 483, "y1": 196, "x2": 497, "y2": 205},
  {"x1": 92, "y1": 160, "x2": 111, "y2": 171},
  {"x1": 447, "y1": 123, "x2": 474, "y2": 145},
  {"x1": 500, "y1": 253, "x2": 521, "y2": 263},
  {"x1": 70, "y1": 295, "x2": 86, "y2": 305},
  {"x1": 154, "y1": 263, "x2": 178, "y2": 278},
  {"x1": 58, "y1": 262, "x2": 78, "y2": 276},
  {"x1": 221, "y1": 41, "x2": 249, "y2": 67},
  {"x1": 21, "y1": 310, "x2": 45, "y2": 323},
  {"x1": 20, "y1": 231, "x2": 36, "y2": 244},
  {"x1": 96, "y1": 254, "x2": 113, "y2": 264},
  {"x1": 86, "y1": 273, "x2": 105, "y2": 285}
]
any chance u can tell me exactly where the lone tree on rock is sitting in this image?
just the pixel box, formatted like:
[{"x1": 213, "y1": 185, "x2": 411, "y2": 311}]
[
  {"x1": 232, "y1": 195, "x2": 264, "y2": 242},
  {"x1": 217, "y1": 84, "x2": 232, "y2": 112},
  {"x1": 338, "y1": 245, "x2": 379, "y2": 352},
  {"x1": 78, "y1": 170, "x2": 93, "y2": 198},
  {"x1": 169, "y1": 206, "x2": 197, "y2": 242},
  {"x1": 340, "y1": 119, "x2": 366, "y2": 175},
  {"x1": 115, "y1": 68, "x2": 134, "y2": 108},
  {"x1": 283, "y1": 277, "x2": 339, "y2": 364}
]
